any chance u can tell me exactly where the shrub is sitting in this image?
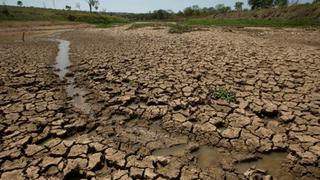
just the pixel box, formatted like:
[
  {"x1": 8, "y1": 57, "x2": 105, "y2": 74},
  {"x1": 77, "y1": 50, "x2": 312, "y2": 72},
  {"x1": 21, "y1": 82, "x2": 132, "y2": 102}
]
[{"x1": 209, "y1": 87, "x2": 236, "y2": 103}]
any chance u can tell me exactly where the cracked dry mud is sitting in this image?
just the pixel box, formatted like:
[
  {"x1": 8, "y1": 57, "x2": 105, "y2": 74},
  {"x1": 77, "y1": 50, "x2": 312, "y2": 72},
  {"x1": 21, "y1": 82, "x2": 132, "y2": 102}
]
[{"x1": 0, "y1": 26, "x2": 319, "y2": 180}]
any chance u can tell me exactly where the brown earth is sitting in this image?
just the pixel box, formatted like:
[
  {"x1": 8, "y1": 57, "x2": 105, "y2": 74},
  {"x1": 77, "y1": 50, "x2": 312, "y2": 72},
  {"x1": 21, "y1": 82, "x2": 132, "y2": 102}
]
[
  {"x1": 0, "y1": 21, "x2": 92, "y2": 43},
  {"x1": 0, "y1": 24, "x2": 319, "y2": 180}
]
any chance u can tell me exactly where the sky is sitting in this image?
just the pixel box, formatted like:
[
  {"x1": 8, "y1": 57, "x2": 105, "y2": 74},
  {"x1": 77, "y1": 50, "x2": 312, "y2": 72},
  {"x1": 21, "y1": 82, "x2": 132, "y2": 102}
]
[{"x1": 2, "y1": 0, "x2": 314, "y2": 13}]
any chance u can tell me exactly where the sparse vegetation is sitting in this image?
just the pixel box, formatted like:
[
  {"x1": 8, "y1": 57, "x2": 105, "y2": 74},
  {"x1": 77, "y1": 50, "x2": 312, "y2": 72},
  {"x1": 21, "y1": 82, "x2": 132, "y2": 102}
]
[
  {"x1": 210, "y1": 87, "x2": 236, "y2": 103},
  {"x1": 127, "y1": 23, "x2": 204, "y2": 34},
  {"x1": 0, "y1": 6, "x2": 128, "y2": 26},
  {"x1": 168, "y1": 24, "x2": 195, "y2": 34},
  {"x1": 126, "y1": 22, "x2": 171, "y2": 30},
  {"x1": 184, "y1": 18, "x2": 320, "y2": 27}
]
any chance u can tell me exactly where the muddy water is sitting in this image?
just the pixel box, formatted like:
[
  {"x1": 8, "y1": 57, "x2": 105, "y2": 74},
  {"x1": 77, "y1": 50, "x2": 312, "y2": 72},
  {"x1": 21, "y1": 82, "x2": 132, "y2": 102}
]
[
  {"x1": 54, "y1": 39, "x2": 92, "y2": 115},
  {"x1": 191, "y1": 146, "x2": 231, "y2": 169},
  {"x1": 153, "y1": 144, "x2": 294, "y2": 179},
  {"x1": 235, "y1": 152, "x2": 295, "y2": 179},
  {"x1": 152, "y1": 144, "x2": 189, "y2": 157}
]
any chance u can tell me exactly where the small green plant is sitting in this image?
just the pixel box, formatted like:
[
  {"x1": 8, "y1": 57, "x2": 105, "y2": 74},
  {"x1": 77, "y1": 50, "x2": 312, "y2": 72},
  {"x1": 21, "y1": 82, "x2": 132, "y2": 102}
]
[
  {"x1": 128, "y1": 80, "x2": 136, "y2": 87},
  {"x1": 210, "y1": 87, "x2": 236, "y2": 103}
]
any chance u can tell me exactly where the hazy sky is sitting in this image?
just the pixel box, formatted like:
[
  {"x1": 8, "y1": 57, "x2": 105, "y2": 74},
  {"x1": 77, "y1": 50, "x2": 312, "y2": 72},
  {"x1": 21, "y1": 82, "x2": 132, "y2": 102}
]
[{"x1": 3, "y1": 0, "x2": 314, "y2": 13}]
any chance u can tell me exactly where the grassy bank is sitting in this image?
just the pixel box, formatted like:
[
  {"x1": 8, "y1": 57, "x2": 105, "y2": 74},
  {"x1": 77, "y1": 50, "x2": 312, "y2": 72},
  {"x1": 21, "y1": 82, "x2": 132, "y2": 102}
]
[
  {"x1": 184, "y1": 18, "x2": 320, "y2": 27},
  {"x1": 0, "y1": 5, "x2": 128, "y2": 26}
]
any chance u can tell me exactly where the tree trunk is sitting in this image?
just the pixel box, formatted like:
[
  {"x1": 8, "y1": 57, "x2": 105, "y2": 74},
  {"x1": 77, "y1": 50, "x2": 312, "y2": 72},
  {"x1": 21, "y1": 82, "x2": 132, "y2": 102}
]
[{"x1": 89, "y1": 4, "x2": 92, "y2": 13}]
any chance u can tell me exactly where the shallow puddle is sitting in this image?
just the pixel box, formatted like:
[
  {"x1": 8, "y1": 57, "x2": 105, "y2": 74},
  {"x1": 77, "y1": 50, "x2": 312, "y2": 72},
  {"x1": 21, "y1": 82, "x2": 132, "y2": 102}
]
[
  {"x1": 54, "y1": 39, "x2": 92, "y2": 115},
  {"x1": 191, "y1": 145, "x2": 231, "y2": 169},
  {"x1": 235, "y1": 152, "x2": 295, "y2": 179},
  {"x1": 152, "y1": 144, "x2": 189, "y2": 157}
]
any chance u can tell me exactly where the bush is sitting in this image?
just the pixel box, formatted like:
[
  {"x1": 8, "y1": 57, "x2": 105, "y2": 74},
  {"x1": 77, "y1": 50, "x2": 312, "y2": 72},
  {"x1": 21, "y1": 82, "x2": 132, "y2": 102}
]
[
  {"x1": 209, "y1": 87, "x2": 236, "y2": 103},
  {"x1": 1, "y1": 6, "x2": 10, "y2": 16},
  {"x1": 67, "y1": 14, "x2": 76, "y2": 21}
]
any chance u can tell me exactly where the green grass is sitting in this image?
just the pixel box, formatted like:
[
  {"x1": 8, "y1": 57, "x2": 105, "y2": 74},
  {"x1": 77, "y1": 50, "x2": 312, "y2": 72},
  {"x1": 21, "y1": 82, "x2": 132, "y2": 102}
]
[
  {"x1": 168, "y1": 24, "x2": 194, "y2": 33},
  {"x1": 210, "y1": 87, "x2": 236, "y2": 103},
  {"x1": 126, "y1": 22, "x2": 174, "y2": 30},
  {"x1": 184, "y1": 18, "x2": 320, "y2": 27},
  {"x1": 0, "y1": 5, "x2": 128, "y2": 26},
  {"x1": 127, "y1": 22, "x2": 203, "y2": 34}
]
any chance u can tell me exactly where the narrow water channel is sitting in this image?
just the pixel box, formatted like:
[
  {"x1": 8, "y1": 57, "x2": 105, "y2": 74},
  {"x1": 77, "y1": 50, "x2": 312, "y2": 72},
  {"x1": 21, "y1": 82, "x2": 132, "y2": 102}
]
[{"x1": 54, "y1": 39, "x2": 92, "y2": 115}]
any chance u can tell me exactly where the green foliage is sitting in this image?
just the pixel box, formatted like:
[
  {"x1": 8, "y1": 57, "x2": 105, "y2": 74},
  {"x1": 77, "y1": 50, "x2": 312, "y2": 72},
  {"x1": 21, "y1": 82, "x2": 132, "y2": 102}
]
[
  {"x1": 0, "y1": 6, "x2": 128, "y2": 26},
  {"x1": 88, "y1": 0, "x2": 99, "y2": 13},
  {"x1": 215, "y1": 4, "x2": 231, "y2": 13},
  {"x1": 210, "y1": 88, "x2": 236, "y2": 103},
  {"x1": 313, "y1": 0, "x2": 320, "y2": 4},
  {"x1": 65, "y1": 5, "x2": 71, "y2": 11},
  {"x1": 151, "y1": 9, "x2": 172, "y2": 20},
  {"x1": 248, "y1": 0, "x2": 274, "y2": 9},
  {"x1": 168, "y1": 24, "x2": 194, "y2": 34},
  {"x1": 235, "y1": 2, "x2": 244, "y2": 11},
  {"x1": 274, "y1": 0, "x2": 288, "y2": 7},
  {"x1": 183, "y1": 5, "x2": 201, "y2": 16},
  {"x1": 184, "y1": 18, "x2": 320, "y2": 27},
  {"x1": 1, "y1": 6, "x2": 10, "y2": 16},
  {"x1": 17, "y1": 1, "x2": 23, "y2": 7},
  {"x1": 127, "y1": 23, "x2": 197, "y2": 34},
  {"x1": 127, "y1": 22, "x2": 172, "y2": 30}
]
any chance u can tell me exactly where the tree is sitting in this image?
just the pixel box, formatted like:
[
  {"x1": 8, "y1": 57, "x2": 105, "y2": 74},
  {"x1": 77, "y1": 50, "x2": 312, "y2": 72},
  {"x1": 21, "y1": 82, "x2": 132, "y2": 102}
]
[
  {"x1": 87, "y1": 0, "x2": 99, "y2": 13},
  {"x1": 274, "y1": 0, "x2": 288, "y2": 7},
  {"x1": 65, "y1": 5, "x2": 71, "y2": 10},
  {"x1": 313, "y1": 0, "x2": 320, "y2": 4},
  {"x1": 183, "y1": 7, "x2": 194, "y2": 16},
  {"x1": 248, "y1": 0, "x2": 274, "y2": 9},
  {"x1": 235, "y1": 2, "x2": 244, "y2": 11},
  {"x1": 17, "y1": 1, "x2": 23, "y2": 7},
  {"x1": 151, "y1": 9, "x2": 171, "y2": 19},
  {"x1": 215, "y1": 4, "x2": 231, "y2": 13}
]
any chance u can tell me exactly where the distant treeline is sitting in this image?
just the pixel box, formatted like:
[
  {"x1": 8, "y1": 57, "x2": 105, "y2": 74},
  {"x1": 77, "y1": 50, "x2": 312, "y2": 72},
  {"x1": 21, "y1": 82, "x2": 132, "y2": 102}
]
[{"x1": 120, "y1": 0, "x2": 320, "y2": 21}]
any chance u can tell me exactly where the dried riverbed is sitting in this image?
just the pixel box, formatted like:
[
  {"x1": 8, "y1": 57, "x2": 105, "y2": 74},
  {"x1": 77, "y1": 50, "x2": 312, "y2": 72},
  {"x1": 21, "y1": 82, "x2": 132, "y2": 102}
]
[{"x1": 0, "y1": 25, "x2": 319, "y2": 180}]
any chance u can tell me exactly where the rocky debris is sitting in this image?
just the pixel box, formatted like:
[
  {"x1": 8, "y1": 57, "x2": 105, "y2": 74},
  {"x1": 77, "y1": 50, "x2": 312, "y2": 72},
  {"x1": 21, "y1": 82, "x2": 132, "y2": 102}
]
[
  {"x1": 1, "y1": 157, "x2": 28, "y2": 171},
  {"x1": 143, "y1": 106, "x2": 168, "y2": 120},
  {"x1": 40, "y1": 156, "x2": 62, "y2": 169},
  {"x1": 156, "y1": 160, "x2": 183, "y2": 179},
  {"x1": 172, "y1": 113, "x2": 187, "y2": 123},
  {"x1": 68, "y1": 144, "x2": 88, "y2": 157},
  {"x1": 63, "y1": 158, "x2": 88, "y2": 176},
  {"x1": 221, "y1": 128, "x2": 241, "y2": 139},
  {"x1": 272, "y1": 133, "x2": 288, "y2": 149},
  {"x1": 88, "y1": 153, "x2": 102, "y2": 170},
  {"x1": 0, "y1": 169, "x2": 25, "y2": 180},
  {"x1": 50, "y1": 142, "x2": 68, "y2": 156},
  {"x1": 130, "y1": 167, "x2": 144, "y2": 178},
  {"x1": 105, "y1": 148, "x2": 126, "y2": 168},
  {"x1": 228, "y1": 113, "x2": 252, "y2": 128},
  {"x1": 244, "y1": 168, "x2": 272, "y2": 180},
  {"x1": 25, "y1": 144, "x2": 46, "y2": 156}
]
